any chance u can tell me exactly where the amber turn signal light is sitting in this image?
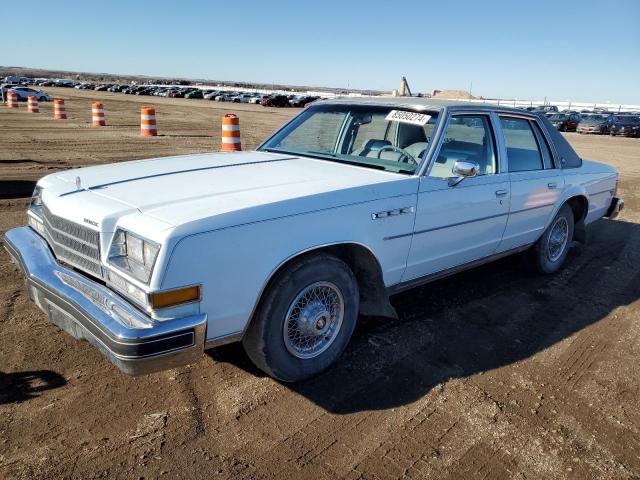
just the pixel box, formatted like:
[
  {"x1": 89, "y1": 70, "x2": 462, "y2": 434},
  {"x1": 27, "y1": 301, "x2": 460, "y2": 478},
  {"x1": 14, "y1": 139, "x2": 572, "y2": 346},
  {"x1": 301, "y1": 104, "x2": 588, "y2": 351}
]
[{"x1": 150, "y1": 285, "x2": 200, "y2": 309}]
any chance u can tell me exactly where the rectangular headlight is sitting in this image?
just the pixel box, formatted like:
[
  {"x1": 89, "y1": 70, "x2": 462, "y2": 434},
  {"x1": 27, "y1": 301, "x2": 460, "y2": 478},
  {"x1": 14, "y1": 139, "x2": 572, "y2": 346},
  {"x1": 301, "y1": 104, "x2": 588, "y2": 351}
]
[
  {"x1": 28, "y1": 214, "x2": 46, "y2": 236},
  {"x1": 108, "y1": 229, "x2": 160, "y2": 284},
  {"x1": 106, "y1": 269, "x2": 149, "y2": 308}
]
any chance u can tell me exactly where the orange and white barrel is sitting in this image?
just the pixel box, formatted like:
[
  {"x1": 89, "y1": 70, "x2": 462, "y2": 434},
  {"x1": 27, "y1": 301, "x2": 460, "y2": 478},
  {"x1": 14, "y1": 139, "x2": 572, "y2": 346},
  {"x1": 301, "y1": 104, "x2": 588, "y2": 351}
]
[
  {"x1": 92, "y1": 102, "x2": 105, "y2": 126},
  {"x1": 221, "y1": 114, "x2": 241, "y2": 151},
  {"x1": 6, "y1": 91, "x2": 19, "y2": 108},
  {"x1": 53, "y1": 99, "x2": 67, "y2": 119},
  {"x1": 140, "y1": 107, "x2": 157, "y2": 136},
  {"x1": 27, "y1": 96, "x2": 39, "y2": 113}
]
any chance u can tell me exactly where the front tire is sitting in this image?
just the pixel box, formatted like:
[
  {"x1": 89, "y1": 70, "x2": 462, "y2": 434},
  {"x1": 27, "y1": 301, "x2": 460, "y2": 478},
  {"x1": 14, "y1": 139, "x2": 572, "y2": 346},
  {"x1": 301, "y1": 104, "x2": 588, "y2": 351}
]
[
  {"x1": 528, "y1": 204, "x2": 575, "y2": 274},
  {"x1": 243, "y1": 253, "x2": 359, "y2": 382}
]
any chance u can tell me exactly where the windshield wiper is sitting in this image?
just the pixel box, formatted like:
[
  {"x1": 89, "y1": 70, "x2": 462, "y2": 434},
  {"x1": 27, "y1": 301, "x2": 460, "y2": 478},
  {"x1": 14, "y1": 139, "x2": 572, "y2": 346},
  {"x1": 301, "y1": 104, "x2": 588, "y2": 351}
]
[
  {"x1": 262, "y1": 148, "x2": 413, "y2": 174},
  {"x1": 305, "y1": 151, "x2": 387, "y2": 171}
]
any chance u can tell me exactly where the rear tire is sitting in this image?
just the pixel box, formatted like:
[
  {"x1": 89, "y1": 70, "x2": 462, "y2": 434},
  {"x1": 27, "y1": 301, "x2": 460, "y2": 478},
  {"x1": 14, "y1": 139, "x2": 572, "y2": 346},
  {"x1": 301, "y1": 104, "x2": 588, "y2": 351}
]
[
  {"x1": 243, "y1": 253, "x2": 359, "y2": 382},
  {"x1": 527, "y1": 204, "x2": 574, "y2": 274}
]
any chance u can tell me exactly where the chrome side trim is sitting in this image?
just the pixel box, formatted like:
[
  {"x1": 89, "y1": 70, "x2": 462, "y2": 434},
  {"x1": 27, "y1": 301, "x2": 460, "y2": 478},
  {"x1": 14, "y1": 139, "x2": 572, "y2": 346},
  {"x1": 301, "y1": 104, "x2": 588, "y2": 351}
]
[
  {"x1": 384, "y1": 203, "x2": 555, "y2": 241},
  {"x1": 387, "y1": 244, "x2": 532, "y2": 296},
  {"x1": 204, "y1": 331, "x2": 243, "y2": 350}
]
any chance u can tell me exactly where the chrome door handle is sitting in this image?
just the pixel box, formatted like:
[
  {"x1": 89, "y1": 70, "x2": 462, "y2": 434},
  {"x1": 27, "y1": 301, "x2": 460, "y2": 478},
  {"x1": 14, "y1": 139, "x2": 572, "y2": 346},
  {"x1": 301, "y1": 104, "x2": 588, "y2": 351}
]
[
  {"x1": 547, "y1": 182, "x2": 557, "y2": 189},
  {"x1": 495, "y1": 189, "x2": 508, "y2": 197}
]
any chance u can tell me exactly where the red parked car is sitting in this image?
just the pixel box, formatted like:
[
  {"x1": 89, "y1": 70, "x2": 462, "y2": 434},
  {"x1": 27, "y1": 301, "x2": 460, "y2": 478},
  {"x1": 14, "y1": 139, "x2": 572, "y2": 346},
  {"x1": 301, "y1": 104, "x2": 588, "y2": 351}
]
[
  {"x1": 261, "y1": 95, "x2": 290, "y2": 107},
  {"x1": 548, "y1": 113, "x2": 581, "y2": 132}
]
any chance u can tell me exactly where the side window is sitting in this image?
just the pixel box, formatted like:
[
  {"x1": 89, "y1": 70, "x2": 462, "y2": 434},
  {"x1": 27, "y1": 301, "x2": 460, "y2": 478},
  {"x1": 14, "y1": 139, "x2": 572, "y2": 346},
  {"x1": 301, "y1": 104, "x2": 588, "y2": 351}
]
[
  {"x1": 500, "y1": 117, "x2": 544, "y2": 172},
  {"x1": 429, "y1": 115, "x2": 496, "y2": 179},
  {"x1": 531, "y1": 122, "x2": 554, "y2": 169}
]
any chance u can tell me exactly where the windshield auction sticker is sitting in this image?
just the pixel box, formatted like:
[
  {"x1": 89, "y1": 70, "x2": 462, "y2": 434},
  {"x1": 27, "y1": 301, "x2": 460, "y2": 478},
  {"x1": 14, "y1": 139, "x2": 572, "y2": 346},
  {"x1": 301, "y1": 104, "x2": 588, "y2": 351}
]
[{"x1": 385, "y1": 110, "x2": 431, "y2": 126}]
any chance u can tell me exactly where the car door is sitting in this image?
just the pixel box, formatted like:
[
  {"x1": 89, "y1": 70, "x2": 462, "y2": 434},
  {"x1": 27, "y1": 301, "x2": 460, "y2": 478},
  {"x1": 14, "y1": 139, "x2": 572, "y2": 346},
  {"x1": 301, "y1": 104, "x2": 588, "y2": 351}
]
[
  {"x1": 402, "y1": 112, "x2": 510, "y2": 281},
  {"x1": 495, "y1": 115, "x2": 564, "y2": 252}
]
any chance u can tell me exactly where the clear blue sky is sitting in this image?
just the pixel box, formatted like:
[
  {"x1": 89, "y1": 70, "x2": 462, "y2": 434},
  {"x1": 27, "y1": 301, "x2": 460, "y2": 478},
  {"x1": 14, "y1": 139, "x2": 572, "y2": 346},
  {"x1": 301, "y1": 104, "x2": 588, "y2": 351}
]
[{"x1": 4, "y1": 0, "x2": 639, "y2": 104}]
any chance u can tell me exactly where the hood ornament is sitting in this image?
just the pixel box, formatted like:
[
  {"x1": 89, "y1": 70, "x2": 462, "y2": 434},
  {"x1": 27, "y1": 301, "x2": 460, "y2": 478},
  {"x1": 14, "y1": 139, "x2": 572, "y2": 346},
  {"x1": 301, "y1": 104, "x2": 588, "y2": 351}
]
[{"x1": 76, "y1": 176, "x2": 82, "y2": 190}]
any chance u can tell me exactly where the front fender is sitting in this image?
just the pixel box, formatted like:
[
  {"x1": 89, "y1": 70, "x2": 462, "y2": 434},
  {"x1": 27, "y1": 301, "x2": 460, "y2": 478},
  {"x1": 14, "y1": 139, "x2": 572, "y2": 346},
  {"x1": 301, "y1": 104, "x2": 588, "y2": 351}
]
[{"x1": 159, "y1": 196, "x2": 415, "y2": 342}]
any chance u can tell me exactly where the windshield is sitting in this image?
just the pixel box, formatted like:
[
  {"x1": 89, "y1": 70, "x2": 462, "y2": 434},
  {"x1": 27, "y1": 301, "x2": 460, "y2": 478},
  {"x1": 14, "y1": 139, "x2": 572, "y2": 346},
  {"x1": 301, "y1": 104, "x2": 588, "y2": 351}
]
[
  {"x1": 583, "y1": 115, "x2": 607, "y2": 123},
  {"x1": 615, "y1": 115, "x2": 640, "y2": 124},
  {"x1": 260, "y1": 104, "x2": 439, "y2": 174},
  {"x1": 549, "y1": 114, "x2": 568, "y2": 121}
]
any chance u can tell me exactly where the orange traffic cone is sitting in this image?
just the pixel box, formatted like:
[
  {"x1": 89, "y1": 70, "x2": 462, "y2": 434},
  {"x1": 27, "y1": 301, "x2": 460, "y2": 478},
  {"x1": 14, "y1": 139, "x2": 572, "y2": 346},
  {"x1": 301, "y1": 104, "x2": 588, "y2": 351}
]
[
  {"x1": 27, "y1": 96, "x2": 39, "y2": 113},
  {"x1": 6, "y1": 91, "x2": 19, "y2": 108},
  {"x1": 92, "y1": 102, "x2": 105, "y2": 126},
  {"x1": 53, "y1": 99, "x2": 67, "y2": 119},
  {"x1": 221, "y1": 114, "x2": 241, "y2": 151},
  {"x1": 140, "y1": 107, "x2": 157, "y2": 136}
]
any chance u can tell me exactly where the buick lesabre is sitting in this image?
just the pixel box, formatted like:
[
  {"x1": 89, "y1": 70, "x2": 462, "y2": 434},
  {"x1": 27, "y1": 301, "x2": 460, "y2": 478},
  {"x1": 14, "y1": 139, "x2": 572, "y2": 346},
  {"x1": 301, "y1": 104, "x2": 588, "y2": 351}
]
[{"x1": 4, "y1": 98, "x2": 624, "y2": 381}]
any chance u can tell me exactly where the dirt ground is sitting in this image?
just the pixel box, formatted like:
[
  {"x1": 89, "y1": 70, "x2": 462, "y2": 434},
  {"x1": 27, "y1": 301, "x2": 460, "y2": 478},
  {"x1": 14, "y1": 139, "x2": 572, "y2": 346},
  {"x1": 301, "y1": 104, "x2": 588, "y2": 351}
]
[{"x1": 0, "y1": 88, "x2": 639, "y2": 480}]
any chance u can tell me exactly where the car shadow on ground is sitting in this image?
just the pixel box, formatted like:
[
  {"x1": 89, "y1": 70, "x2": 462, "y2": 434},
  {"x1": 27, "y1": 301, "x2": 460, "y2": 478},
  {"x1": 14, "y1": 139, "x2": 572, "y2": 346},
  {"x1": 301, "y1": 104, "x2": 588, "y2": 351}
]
[
  {"x1": 208, "y1": 219, "x2": 639, "y2": 414},
  {"x1": 0, "y1": 180, "x2": 37, "y2": 199},
  {"x1": 0, "y1": 370, "x2": 66, "y2": 404}
]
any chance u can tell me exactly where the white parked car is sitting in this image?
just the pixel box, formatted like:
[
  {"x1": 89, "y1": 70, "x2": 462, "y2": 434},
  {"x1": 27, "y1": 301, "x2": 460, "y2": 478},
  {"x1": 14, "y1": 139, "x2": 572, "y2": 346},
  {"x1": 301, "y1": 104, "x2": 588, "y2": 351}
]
[
  {"x1": 214, "y1": 93, "x2": 235, "y2": 102},
  {"x1": 230, "y1": 93, "x2": 253, "y2": 103},
  {"x1": 248, "y1": 94, "x2": 265, "y2": 104},
  {"x1": 4, "y1": 98, "x2": 624, "y2": 382},
  {"x1": 9, "y1": 86, "x2": 51, "y2": 101},
  {"x1": 203, "y1": 90, "x2": 220, "y2": 100}
]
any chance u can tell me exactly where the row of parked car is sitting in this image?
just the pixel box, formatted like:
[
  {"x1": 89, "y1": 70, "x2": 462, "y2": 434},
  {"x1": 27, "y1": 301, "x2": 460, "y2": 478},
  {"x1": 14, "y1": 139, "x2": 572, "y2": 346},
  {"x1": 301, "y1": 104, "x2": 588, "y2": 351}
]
[
  {"x1": 2, "y1": 76, "x2": 322, "y2": 108},
  {"x1": 517, "y1": 105, "x2": 640, "y2": 137},
  {"x1": 66, "y1": 82, "x2": 321, "y2": 108}
]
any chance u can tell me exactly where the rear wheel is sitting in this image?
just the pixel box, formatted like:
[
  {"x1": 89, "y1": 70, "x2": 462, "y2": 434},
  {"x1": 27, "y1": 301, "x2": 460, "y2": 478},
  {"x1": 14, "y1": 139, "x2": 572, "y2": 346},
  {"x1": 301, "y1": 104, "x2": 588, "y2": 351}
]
[
  {"x1": 527, "y1": 204, "x2": 574, "y2": 274},
  {"x1": 243, "y1": 253, "x2": 359, "y2": 382}
]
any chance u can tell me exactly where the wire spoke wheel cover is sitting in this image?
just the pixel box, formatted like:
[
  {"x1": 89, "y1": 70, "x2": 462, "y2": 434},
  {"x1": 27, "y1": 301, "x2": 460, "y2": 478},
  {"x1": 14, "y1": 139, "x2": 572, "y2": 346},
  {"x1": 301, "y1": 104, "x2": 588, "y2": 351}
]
[
  {"x1": 283, "y1": 281, "x2": 345, "y2": 359},
  {"x1": 547, "y1": 216, "x2": 569, "y2": 262}
]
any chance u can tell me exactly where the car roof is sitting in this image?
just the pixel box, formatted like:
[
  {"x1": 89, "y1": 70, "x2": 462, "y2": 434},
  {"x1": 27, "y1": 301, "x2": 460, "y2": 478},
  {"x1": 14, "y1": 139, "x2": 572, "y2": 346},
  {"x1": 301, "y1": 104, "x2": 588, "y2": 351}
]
[{"x1": 316, "y1": 96, "x2": 524, "y2": 113}]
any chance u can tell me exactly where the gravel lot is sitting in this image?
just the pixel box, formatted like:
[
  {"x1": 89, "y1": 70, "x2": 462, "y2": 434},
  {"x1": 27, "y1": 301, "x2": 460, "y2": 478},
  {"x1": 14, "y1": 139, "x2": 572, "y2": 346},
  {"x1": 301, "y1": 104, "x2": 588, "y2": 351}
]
[{"x1": 1, "y1": 88, "x2": 639, "y2": 479}]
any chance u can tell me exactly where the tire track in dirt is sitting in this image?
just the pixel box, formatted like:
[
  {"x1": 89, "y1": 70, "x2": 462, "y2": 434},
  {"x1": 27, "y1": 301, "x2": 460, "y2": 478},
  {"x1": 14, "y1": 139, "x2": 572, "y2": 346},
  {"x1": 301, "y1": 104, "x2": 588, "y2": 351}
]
[
  {"x1": 446, "y1": 442, "x2": 518, "y2": 480},
  {"x1": 217, "y1": 218, "x2": 637, "y2": 479}
]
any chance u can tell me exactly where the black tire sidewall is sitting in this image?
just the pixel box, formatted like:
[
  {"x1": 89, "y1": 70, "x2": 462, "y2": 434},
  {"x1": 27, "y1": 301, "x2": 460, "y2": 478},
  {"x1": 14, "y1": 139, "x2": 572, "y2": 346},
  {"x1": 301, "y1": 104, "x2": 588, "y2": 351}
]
[
  {"x1": 532, "y1": 204, "x2": 574, "y2": 274},
  {"x1": 243, "y1": 254, "x2": 359, "y2": 382}
]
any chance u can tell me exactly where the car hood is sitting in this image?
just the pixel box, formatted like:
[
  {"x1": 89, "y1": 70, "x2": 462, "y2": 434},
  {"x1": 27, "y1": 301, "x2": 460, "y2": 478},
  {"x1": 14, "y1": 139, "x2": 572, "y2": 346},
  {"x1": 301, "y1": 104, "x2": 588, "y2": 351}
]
[{"x1": 41, "y1": 151, "x2": 414, "y2": 233}]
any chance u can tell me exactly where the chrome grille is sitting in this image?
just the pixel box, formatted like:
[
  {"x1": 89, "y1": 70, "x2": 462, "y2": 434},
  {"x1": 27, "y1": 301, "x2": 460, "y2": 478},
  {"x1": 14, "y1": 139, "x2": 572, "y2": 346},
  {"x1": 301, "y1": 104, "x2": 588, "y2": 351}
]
[{"x1": 41, "y1": 203, "x2": 103, "y2": 278}]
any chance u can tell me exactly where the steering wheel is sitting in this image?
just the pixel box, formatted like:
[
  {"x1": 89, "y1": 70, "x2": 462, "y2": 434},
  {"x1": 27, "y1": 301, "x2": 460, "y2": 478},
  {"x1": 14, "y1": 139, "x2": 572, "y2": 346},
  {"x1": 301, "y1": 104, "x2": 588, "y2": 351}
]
[{"x1": 375, "y1": 145, "x2": 417, "y2": 164}]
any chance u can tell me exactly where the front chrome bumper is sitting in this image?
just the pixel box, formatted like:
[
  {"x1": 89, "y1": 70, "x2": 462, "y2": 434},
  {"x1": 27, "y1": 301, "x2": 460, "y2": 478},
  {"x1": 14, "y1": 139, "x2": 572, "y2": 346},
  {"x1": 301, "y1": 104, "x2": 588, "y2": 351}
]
[{"x1": 3, "y1": 226, "x2": 207, "y2": 375}]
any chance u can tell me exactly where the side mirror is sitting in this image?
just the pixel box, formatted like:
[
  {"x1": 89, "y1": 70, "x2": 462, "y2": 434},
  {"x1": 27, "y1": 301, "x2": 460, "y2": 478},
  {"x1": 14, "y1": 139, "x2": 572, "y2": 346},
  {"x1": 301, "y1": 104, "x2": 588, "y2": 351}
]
[{"x1": 448, "y1": 160, "x2": 480, "y2": 186}]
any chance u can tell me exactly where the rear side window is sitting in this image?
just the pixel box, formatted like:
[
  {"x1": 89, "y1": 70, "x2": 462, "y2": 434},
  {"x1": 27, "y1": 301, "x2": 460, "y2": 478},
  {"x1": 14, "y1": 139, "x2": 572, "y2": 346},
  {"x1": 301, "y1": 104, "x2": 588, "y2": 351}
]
[
  {"x1": 500, "y1": 117, "x2": 544, "y2": 172},
  {"x1": 531, "y1": 122, "x2": 554, "y2": 169}
]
